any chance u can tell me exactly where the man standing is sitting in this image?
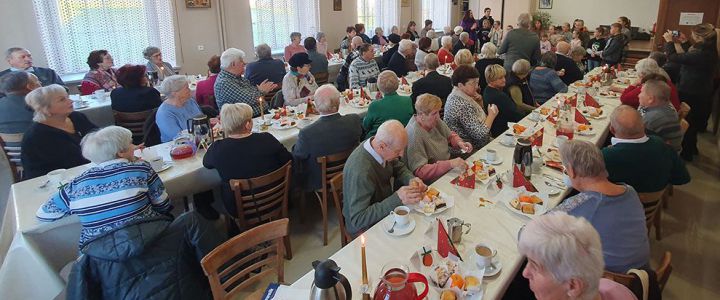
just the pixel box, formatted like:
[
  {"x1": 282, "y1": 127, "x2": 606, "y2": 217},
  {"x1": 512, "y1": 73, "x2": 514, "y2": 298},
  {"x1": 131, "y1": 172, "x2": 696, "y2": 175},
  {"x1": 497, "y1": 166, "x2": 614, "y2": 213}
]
[
  {"x1": 637, "y1": 79, "x2": 683, "y2": 152},
  {"x1": 0, "y1": 47, "x2": 64, "y2": 87},
  {"x1": 214, "y1": 48, "x2": 277, "y2": 117},
  {"x1": 498, "y1": 13, "x2": 541, "y2": 71},
  {"x1": 478, "y1": 7, "x2": 494, "y2": 31}
]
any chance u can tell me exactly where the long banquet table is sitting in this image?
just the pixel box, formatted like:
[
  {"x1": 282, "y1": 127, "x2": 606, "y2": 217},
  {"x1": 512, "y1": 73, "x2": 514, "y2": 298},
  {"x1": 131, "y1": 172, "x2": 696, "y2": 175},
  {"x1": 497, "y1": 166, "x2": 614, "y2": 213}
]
[{"x1": 289, "y1": 68, "x2": 624, "y2": 299}]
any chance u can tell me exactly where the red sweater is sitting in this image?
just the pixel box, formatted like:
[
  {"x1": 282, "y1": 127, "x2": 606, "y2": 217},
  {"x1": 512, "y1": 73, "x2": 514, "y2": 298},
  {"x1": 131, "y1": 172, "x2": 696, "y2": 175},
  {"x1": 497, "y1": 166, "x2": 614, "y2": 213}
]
[{"x1": 620, "y1": 80, "x2": 681, "y2": 111}]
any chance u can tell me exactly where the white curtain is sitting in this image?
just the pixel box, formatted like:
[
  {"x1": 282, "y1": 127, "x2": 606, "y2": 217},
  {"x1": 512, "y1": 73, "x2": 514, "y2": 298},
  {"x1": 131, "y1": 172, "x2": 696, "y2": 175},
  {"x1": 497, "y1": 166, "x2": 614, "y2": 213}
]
[
  {"x1": 249, "y1": 0, "x2": 320, "y2": 52},
  {"x1": 31, "y1": 0, "x2": 177, "y2": 75},
  {"x1": 421, "y1": 0, "x2": 451, "y2": 30},
  {"x1": 358, "y1": 0, "x2": 399, "y2": 35}
]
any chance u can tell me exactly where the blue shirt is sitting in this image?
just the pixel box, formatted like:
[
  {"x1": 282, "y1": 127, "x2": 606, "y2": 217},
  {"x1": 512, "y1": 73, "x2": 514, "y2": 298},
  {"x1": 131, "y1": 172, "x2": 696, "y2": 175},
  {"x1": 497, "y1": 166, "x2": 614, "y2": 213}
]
[
  {"x1": 36, "y1": 159, "x2": 171, "y2": 248},
  {"x1": 244, "y1": 58, "x2": 286, "y2": 86},
  {"x1": 529, "y1": 67, "x2": 568, "y2": 104},
  {"x1": 156, "y1": 98, "x2": 203, "y2": 142},
  {"x1": 552, "y1": 184, "x2": 650, "y2": 273}
]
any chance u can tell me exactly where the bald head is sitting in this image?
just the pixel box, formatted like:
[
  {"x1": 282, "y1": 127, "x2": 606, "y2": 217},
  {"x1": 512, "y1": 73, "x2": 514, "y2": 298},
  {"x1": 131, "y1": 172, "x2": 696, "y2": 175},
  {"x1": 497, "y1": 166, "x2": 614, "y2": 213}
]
[
  {"x1": 313, "y1": 84, "x2": 341, "y2": 114},
  {"x1": 610, "y1": 105, "x2": 646, "y2": 139},
  {"x1": 556, "y1": 42, "x2": 571, "y2": 56},
  {"x1": 351, "y1": 36, "x2": 364, "y2": 48},
  {"x1": 372, "y1": 120, "x2": 408, "y2": 162}
]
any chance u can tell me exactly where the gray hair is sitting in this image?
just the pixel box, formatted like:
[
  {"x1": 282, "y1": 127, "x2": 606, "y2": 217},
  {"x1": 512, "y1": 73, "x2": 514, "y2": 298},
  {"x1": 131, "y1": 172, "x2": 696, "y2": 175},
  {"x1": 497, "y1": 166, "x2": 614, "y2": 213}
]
[
  {"x1": 519, "y1": 211, "x2": 604, "y2": 300},
  {"x1": 441, "y1": 36, "x2": 453, "y2": 47},
  {"x1": 0, "y1": 71, "x2": 31, "y2": 94},
  {"x1": 635, "y1": 58, "x2": 669, "y2": 81},
  {"x1": 158, "y1": 75, "x2": 189, "y2": 96},
  {"x1": 559, "y1": 140, "x2": 608, "y2": 178},
  {"x1": 443, "y1": 26, "x2": 452, "y2": 34},
  {"x1": 480, "y1": 42, "x2": 497, "y2": 59},
  {"x1": 313, "y1": 84, "x2": 341, "y2": 114},
  {"x1": 518, "y1": 13, "x2": 532, "y2": 29},
  {"x1": 220, "y1": 48, "x2": 246, "y2": 69},
  {"x1": 424, "y1": 53, "x2": 440, "y2": 70},
  {"x1": 642, "y1": 78, "x2": 671, "y2": 103},
  {"x1": 570, "y1": 45, "x2": 586, "y2": 58},
  {"x1": 255, "y1": 44, "x2": 272, "y2": 60},
  {"x1": 425, "y1": 30, "x2": 435, "y2": 39},
  {"x1": 398, "y1": 39, "x2": 414, "y2": 54},
  {"x1": 375, "y1": 119, "x2": 407, "y2": 148},
  {"x1": 377, "y1": 70, "x2": 399, "y2": 93},
  {"x1": 539, "y1": 52, "x2": 557, "y2": 68},
  {"x1": 81, "y1": 126, "x2": 132, "y2": 164},
  {"x1": 512, "y1": 59, "x2": 532, "y2": 77},
  {"x1": 25, "y1": 84, "x2": 67, "y2": 122},
  {"x1": 142, "y1": 46, "x2": 161, "y2": 60},
  {"x1": 459, "y1": 32, "x2": 469, "y2": 41},
  {"x1": 316, "y1": 32, "x2": 326, "y2": 41},
  {"x1": 220, "y1": 103, "x2": 253, "y2": 135},
  {"x1": 374, "y1": 27, "x2": 383, "y2": 35},
  {"x1": 453, "y1": 26, "x2": 463, "y2": 35},
  {"x1": 5, "y1": 47, "x2": 26, "y2": 59},
  {"x1": 610, "y1": 105, "x2": 645, "y2": 138},
  {"x1": 351, "y1": 36, "x2": 364, "y2": 48}
]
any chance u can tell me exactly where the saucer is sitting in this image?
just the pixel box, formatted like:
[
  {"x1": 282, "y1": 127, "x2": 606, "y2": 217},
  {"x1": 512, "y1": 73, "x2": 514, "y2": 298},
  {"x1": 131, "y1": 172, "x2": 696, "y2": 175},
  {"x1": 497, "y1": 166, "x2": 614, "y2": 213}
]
[
  {"x1": 483, "y1": 156, "x2": 503, "y2": 165},
  {"x1": 477, "y1": 258, "x2": 503, "y2": 277},
  {"x1": 154, "y1": 163, "x2": 173, "y2": 173},
  {"x1": 499, "y1": 140, "x2": 516, "y2": 147},
  {"x1": 382, "y1": 218, "x2": 416, "y2": 237}
]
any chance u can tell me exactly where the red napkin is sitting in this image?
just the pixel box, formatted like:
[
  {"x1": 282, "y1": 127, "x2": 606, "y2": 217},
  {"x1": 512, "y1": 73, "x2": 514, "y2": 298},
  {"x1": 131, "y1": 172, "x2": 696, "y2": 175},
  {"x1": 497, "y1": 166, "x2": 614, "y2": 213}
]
[
  {"x1": 401, "y1": 77, "x2": 408, "y2": 85},
  {"x1": 437, "y1": 219, "x2": 460, "y2": 258},
  {"x1": 530, "y1": 128, "x2": 544, "y2": 147},
  {"x1": 513, "y1": 165, "x2": 538, "y2": 192},
  {"x1": 584, "y1": 92, "x2": 601, "y2": 108},
  {"x1": 575, "y1": 109, "x2": 590, "y2": 124},
  {"x1": 360, "y1": 87, "x2": 366, "y2": 99},
  {"x1": 450, "y1": 171, "x2": 475, "y2": 189}
]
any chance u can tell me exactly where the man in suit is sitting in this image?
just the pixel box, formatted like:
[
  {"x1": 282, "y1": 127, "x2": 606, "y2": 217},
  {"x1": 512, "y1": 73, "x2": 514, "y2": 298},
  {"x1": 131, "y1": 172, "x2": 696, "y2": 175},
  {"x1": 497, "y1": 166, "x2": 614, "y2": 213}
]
[
  {"x1": 382, "y1": 34, "x2": 402, "y2": 67},
  {"x1": 410, "y1": 54, "x2": 452, "y2": 114},
  {"x1": 387, "y1": 39, "x2": 415, "y2": 77},
  {"x1": 0, "y1": 47, "x2": 64, "y2": 87},
  {"x1": 554, "y1": 41, "x2": 583, "y2": 85},
  {"x1": 292, "y1": 84, "x2": 363, "y2": 191},
  {"x1": 452, "y1": 32, "x2": 472, "y2": 55},
  {"x1": 244, "y1": 43, "x2": 286, "y2": 86},
  {"x1": 599, "y1": 23, "x2": 625, "y2": 67}
]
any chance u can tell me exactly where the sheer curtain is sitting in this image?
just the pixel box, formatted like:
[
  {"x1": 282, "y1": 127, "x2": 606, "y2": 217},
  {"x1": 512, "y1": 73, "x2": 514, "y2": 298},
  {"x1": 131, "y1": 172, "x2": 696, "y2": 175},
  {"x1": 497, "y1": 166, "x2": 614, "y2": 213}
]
[
  {"x1": 249, "y1": 0, "x2": 320, "y2": 52},
  {"x1": 421, "y1": 0, "x2": 451, "y2": 29},
  {"x1": 31, "y1": 0, "x2": 177, "y2": 75},
  {"x1": 358, "y1": 0, "x2": 399, "y2": 35}
]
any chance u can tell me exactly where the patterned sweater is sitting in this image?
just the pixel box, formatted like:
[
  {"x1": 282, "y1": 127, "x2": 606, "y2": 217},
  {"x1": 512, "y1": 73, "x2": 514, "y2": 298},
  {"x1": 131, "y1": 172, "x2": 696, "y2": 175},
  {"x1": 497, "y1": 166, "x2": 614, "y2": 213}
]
[
  {"x1": 443, "y1": 87, "x2": 492, "y2": 150},
  {"x1": 639, "y1": 104, "x2": 683, "y2": 152},
  {"x1": 348, "y1": 57, "x2": 380, "y2": 89},
  {"x1": 37, "y1": 159, "x2": 171, "y2": 248},
  {"x1": 214, "y1": 69, "x2": 264, "y2": 117}
]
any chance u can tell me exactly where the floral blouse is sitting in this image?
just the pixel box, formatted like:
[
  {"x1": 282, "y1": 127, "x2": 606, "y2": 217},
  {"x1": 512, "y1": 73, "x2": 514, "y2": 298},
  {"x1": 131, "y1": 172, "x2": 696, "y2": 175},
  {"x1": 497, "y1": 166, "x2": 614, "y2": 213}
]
[{"x1": 443, "y1": 87, "x2": 492, "y2": 150}]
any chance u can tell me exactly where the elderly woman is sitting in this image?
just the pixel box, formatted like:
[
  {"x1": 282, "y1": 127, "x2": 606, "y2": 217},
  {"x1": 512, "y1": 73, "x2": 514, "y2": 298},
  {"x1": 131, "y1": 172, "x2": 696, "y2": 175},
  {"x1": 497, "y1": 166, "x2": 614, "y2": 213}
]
[
  {"x1": 195, "y1": 55, "x2": 221, "y2": 108},
  {"x1": 340, "y1": 26, "x2": 357, "y2": 52},
  {"x1": 570, "y1": 45, "x2": 587, "y2": 74},
  {"x1": 483, "y1": 64, "x2": 522, "y2": 137},
  {"x1": 387, "y1": 39, "x2": 416, "y2": 77},
  {"x1": 453, "y1": 32, "x2": 472, "y2": 55},
  {"x1": 80, "y1": 49, "x2": 118, "y2": 95},
  {"x1": 0, "y1": 71, "x2": 41, "y2": 136},
  {"x1": 615, "y1": 58, "x2": 681, "y2": 110},
  {"x1": 111, "y1": 64, "x2": 162, "y2": 114},
  {"x1": 391, "y1": 25, "x2": 400, "y2": 36},
  {"x1": 155, "y1": 75, "x2": 203, "y2": 142},
  {"x1": 372, "y1": 27, "x2": 389, "y2": 46},
  {"x1": 506, "y1": 59, "x2": 537, "y2": 114},
  {"x1": 415, "y1": 37, "x2": 432, "y2": 71},
  {"x1": 552, "y1": 140, "x2": 650, "y2": 273},
  {"x1": 203, "y1": 103, "x2": 292, "y2": 217},
  {"x1": 453, "y1": 49, "x2": 475, "y2": 69},
  {"x1": 349, "y1": 43, "x2": 380, "y2": 89},
  {"x1": 284, "y1": 32, "x2": 307, "y2": 62},
  {"x1": 282, "y1": 53, "x2": 318, "y2": 106},
  {"x1": 305, "y1": 37, "x2": 329, "y2": 75},
  {"x1": 475, "y1": 42, "x2": 504, "y2": 91},
  {"x1": 519, "y1": 212, "x2": 638, "y2": 300},
  {"x1": 21, "y1": 85, "x2": 98, "y2": 179},
  {"x1": 438, "y1": 36, "x2": 455, "y2": 65},
  {"x1": 363, "y1": 71, "x2": 414, "y2": 138},
  {"x1": 406, "y1": 21, "x2": 420, "y2": 41},
  {"x1": 406, "y1": 94, "x2": 472, "y2": 183},
  {"x1": 143, "y1": 46, "x2": 175, "y2": 81},
  {"x1": 529, "y1": 52, "x2": 568, "y2": 104},
  {"x1": 443, "y1": 65, "x2": 499, "y2": 150},
  {"x1": 316, "y1": 32, "x2": 332, "y2": 59}
]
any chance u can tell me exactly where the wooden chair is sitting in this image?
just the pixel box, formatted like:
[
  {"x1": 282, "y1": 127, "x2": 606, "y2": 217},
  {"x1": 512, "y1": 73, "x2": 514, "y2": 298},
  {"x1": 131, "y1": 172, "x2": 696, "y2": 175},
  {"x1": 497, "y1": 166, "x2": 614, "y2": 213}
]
[
  {"x1": 314, "y1": 72, "x2": 329, "y2": 85},
  {"x1": 0, "y1": 133, "x2": 23, "y2": 182},
  {"x1": 113, "y1": 109, "x2": 154, "y2": 144},
  {"x1": 201, "y1": 218, "x2": 289, "y2": 300},
  {"x1": 328, "y1": 173, "x2": 353, "y2": 247},
  {"x1": 638, "y1": 189, "x2": 666, "y2": 241},
  {"x1": 314, "y1": 149, "x2": 354, "y2": 246},
  {"x1": 229, "y1": 161, "x2": 293, "y2": 259},
  {"x1": 603, "y1": 251, "x2": 673, "y2": 293}
]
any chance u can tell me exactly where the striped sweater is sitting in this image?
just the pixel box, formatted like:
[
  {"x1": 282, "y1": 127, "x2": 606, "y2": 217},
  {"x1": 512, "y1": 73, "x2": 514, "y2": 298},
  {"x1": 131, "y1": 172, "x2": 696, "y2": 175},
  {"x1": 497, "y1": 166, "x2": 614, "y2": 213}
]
[
  {"x1": 348, "y1": 57, "x2": 380, "y2": 89},
  {"x1": 36, "y1": 158, "x2": 171, "y2": 247}
]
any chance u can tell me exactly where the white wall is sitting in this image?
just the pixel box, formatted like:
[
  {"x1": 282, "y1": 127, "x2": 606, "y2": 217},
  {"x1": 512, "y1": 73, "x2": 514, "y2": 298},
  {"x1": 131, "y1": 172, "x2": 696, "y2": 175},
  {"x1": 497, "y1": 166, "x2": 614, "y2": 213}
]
[{"x1": 533, "y1": 0, "x2": 660, "y2": 31}]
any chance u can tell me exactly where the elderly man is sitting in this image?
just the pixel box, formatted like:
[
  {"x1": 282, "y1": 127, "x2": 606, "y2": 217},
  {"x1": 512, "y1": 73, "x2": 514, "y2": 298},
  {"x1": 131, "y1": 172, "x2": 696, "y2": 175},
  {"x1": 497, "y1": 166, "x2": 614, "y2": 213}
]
[
  {"x1": 348, "y1": 44, "x2": 380, "y2": 89},
  {"x1": 214, "y1": 48, "x2": 276, "y2": 116},
  {"x1": 292, "y1": 84, "x2": 362, "y2": 191},
  {"x1": 363, "y1": 71, "x2": 414, "y2": 138},
  {"x1": 498, "y1": 13, "x2": 541, "y2": 71},
  {"x1": 387, "y1": 40, "x2": 415, "y2": 77},
  {"x1": 604, "y1": 105, "x2": 690, "y2": 193},
  {"x1": 637, "y1": 78, "x2": 683, "y2": 152},
  {"x1": 0, "y1": 48, "x2": 64, "y2": 88},
  {"x1": 410, "y1": 54, "x2": 452, "y2": 111},
  {"x1": 343, "y1": 120, "x2": 427, "y2": 236},
  {"x1": 452, "y1": 32, "x2": 472, "y2": 55},
  {"x1": 382, "y1": 34, "x2": 402, "y2": 66},
  {"x1": 244, "y1": 43, "x2": 286, "y2": 86},
  {"x1": 0, "y1": 71, "x2": 41, "y2": 136},
  {"x1": 554, "y1": 41, "x2": 583, "y2": 85},
  {"x1": 337, "y1": 36, "x2": 366, "y2": 91}
]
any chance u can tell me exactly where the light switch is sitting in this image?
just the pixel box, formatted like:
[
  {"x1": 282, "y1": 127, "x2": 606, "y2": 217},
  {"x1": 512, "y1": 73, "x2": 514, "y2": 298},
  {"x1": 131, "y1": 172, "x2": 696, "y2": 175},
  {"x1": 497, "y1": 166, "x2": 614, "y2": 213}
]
[{"x1": 197, "y1": 45, "x2": 205, "y2": 51}]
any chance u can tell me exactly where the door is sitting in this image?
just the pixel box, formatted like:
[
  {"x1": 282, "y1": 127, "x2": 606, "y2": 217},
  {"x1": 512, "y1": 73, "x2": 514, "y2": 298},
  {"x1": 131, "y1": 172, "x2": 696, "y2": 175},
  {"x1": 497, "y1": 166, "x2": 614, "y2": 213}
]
[{"x1": 655, "y1": 0, "x2": 720, "y2": 49}]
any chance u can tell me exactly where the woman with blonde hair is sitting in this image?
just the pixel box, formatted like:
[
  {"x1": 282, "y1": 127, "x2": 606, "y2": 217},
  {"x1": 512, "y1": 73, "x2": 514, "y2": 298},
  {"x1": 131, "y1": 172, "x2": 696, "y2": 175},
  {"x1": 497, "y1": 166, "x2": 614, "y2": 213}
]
[
  {"x1": 482, "y1": 64, "x2": 522, "y2": 136},
  {"x1": 474, "y1": 42, "x2": 504, "y2": 91},
  {"x1": 453, "y1": 49, "x2": 475, "y2": 69}
]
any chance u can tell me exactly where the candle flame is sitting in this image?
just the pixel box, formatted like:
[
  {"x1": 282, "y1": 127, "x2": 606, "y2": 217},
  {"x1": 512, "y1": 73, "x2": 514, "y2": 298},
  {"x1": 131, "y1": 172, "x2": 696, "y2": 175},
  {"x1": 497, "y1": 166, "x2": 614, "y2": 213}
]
[{"x1": 361, "y1": 234, "x2": 366, "y2": 246}]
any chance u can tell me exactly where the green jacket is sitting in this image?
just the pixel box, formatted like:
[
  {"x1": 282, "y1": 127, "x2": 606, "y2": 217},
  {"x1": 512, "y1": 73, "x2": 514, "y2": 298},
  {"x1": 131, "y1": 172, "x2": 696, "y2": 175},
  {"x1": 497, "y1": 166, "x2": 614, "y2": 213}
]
[{"x1": 363, "y1": 92, "x2": 414, "y2": 139}]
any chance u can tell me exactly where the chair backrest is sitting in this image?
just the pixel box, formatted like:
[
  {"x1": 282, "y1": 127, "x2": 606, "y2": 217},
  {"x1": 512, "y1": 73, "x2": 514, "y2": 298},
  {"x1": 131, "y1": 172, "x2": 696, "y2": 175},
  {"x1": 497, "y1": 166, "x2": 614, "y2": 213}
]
[
  {"x1": 328, "y1": 173, "x2": 352, "y2": 246},
  {"x1": 113, "y1": 109, "x2": 153, "y2": 144},
  {"x1": 637, "y1": 189, "x2": 666, "y2": 232},
  {"x1": 316, "y1": 148, "x2": 354, "y2": 190},
  {"x1": 270, "y1": 90, "x2": 284, "y2": 109},
  {"x1": 229, "y1": 162, "x2": 292, "y2": 230},
  {"x1": 314, "y1": 72, "x2": 329, "y2": 85},
  {"x1": 142, "y1": 108, "x2": 161, "y2": 147},
  {"x1": 201, "y1": 218, "x2": 289, "y2": 300},
  {"x1": 0, "y1": 133, "x2": 23, "y2": 182},
  {"x1": 603, "y1": 251, "x2": 672, "y2": 296}
]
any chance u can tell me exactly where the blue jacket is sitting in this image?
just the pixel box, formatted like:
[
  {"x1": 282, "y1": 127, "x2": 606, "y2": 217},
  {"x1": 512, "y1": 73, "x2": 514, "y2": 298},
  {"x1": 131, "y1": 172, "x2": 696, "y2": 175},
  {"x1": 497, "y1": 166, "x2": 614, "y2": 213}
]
[
  {"x1": 0, "y1": 66, "x2": 64, "y2": 87},
  {"x1": 244, "y1": 58, "x2": 286, "y2": 86}
]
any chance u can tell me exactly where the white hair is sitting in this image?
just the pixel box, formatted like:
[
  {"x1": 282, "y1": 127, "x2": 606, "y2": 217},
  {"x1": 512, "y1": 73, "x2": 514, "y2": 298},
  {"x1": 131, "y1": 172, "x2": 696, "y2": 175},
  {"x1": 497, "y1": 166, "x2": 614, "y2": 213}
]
[
  {"x1": 480, "y1": 42, "x2": 497, "y2": 59},
  {"x1": 377, "y1": 70, "x2": 399, "y2": 93},
  {"x1": 441, "y1": 36, "x2": 453, "y2": 47},
  {"x1": 512, "y1": 59, "x2": 532, "y2": 77},
  {"x1": 220, "y1": 103, "x2": 253, "y2": 135},
  {"x1": 81, "y1": 126, "x2": 132, "y2": 164},
  {"x1": 635, "y1": 58, "x2": 670, "y2": 81},
  {"x1": 559, "y1": 140, "x2": 608, "y2": 178},
  {"x1": 351, "y1": 36, "x2": 364, "y2": 48},
  {"x1": 158, "y1": 75, "x2": 189, "y2": 96},
  {"x1": 25, "y1": 84, "x2": 68, "y2": 122},
  {"x1": 518, "y1": 13, "x2": 532, "y2": 28},
  {"x1": 443, "y1": 26, "x2": 452, "y2": 34},
  {"x1": 453, "y1": 26, "x2": 463, "y2": 35},
  {"x1": 398, "y1": 39, "x2": 414, "y2": 54},
  {"x1": 313, "y1": 84, "x2": 341, "y2": 114},
  {"x1": 425, "y1": 30, "x2": 435, "y2": 38},
  {"x1": 519, "y1": 211, "x2": 604, "y2": 300},
  {"x1": 459, "y1": 32, "x2": 469, "y2": 40},
  {"x1": 375, "y1": 119, "x2": 406, "y2": 147},
  {"x1": 220, "y1": 48, "x2": 246, "y2": 69}
]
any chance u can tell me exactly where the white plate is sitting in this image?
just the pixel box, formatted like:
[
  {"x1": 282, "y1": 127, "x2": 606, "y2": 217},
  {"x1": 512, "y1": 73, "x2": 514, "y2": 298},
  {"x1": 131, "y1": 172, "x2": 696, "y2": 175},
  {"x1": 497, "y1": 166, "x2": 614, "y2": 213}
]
[
  {"x1": 349, "y1": 101, "x2": 370, "y2": 109},
  {"x1": 271, "y1": 122, "x2": 297, "y2": 130},
  {"x1": 154, "y1": 163, "x2": 173, "y2": 173},
  {"x1": 498, "y1": 188, "x2": 549, "y2": 218},
  {"x1": 575, "y1": 128, "x2": 596, "y2": 136},
  {"x1": 412, "y1": 195, "x2": 455, "y2": 217},
  {"x1": 499, "y1": 140, "x2": 516, "y2": 147},
  {"x1": 480, "y1": 156, "x2": 503, "y2": 165},
  {"x1": 382, "y1": 217, "x2": 416, "y2": 236},
  {"x1": 507, "y1": 122, "x2": 533, "y2": 138}
]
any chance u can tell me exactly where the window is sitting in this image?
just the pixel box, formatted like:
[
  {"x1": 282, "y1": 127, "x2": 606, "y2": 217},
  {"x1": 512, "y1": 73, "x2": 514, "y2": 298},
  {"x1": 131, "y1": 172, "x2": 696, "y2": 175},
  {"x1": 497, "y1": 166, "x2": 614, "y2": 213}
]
[
  {"x1": 32, "y1": 0, "x2": 177, "y2": 75},
  {"x1": 249, "y1": 0, "x2": 320, "y2": 53},
  {"x1": 421, "y1": 0, "x2": 450, "y2": 30},
  {"x1": 357, "y1": 0, "x2": 399, "y2": 35}
]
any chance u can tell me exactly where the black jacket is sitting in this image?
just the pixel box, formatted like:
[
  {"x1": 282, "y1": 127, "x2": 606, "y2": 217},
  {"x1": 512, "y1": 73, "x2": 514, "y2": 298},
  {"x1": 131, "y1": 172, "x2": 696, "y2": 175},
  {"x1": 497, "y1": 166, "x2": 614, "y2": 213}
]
[
  {"x1": 452, "y1": 40, "x2": 471, "y2": 55},
  {"x1": 387, "y1": 52, "x2": 409, "y2": 77},
  {"x1": 601, "y1": 34, "x2": 625, "y2": 65},
  {"x1": 110, "y1": 86, "x2": 162, "y2": 113},
  {"x1": 410, "y1": 70, "x2": 453, "y2": 112},
  {"x1": 382, "y1": 45, "x2": 399, "y2": 66},
  {"x1": 554, "y1": 54, "x2": 583, "y2": 85},
  {"x1": 666, "y1": 41, "x2": 719, "y2": 96},
  {"x1": 505, "y1": 72, "x2": 535, "y2": 107},
  {"x1": 67, "y1": 214, "x2": 225, "y2": 300},
  {"x1": 483, "y1": 86, "x2": 523, "y2": 137}
]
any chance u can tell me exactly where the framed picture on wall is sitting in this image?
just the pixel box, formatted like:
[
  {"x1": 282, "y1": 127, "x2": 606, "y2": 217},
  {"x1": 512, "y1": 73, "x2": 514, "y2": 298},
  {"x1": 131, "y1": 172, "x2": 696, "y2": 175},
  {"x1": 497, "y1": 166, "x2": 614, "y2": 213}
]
[
  {"x1": 539, "y1": 0, "x2": 552, "y2": 9},
  {"x1": 333, "y1": 0, "x2": 342, "y2": 11},
  {"x1": 186, "y1": 0, "x2": 210, "y2": 8}
]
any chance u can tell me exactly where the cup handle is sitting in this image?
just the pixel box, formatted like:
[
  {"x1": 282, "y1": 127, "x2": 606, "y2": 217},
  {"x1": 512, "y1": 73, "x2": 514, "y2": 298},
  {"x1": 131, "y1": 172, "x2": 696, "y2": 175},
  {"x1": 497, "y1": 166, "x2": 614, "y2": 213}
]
[
  {"x1": 407, "y1": 272, "x2": 429, "y2": 300},
  {"x1": 463, "y1": 223, "x2": 472, "y2": 234}
]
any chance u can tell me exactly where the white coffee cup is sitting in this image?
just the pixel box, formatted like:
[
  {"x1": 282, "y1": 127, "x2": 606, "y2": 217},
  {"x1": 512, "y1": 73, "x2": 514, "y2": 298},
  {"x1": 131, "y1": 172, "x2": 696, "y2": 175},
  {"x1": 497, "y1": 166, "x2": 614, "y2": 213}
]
[
  {"x1": 555, "y1": 135, "x2": 569, "y2": 149},
  {"x1": 502, "y1": 133, "x2": 515, "y2": 145},
  {"x1": 263, "y1": 114, "x2": 273, "y2": 125},
  {"x1": 473, "y1": 242, "x2": 497, "y2": 269},
  {"x1": 390, "y1": 206, "x2": 411, "y2": 226},
  {"x1": 486, "y1": 149, "x2": 497, "y2": 163},
  {"x1": 93, "y1": 90, "x2": 106, "y2": 100},
  {"x1": 142, "y1": 148, "x2": 164, "y2": 171},
  {"x1": 46, "y1": 169, "x2": 67, "y2": 186}
]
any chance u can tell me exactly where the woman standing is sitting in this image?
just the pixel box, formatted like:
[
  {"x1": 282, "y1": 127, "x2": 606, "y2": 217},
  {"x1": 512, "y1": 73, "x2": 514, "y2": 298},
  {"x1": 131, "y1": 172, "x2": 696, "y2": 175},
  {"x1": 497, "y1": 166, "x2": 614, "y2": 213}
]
[
  {"x1": 459, "y1": 10, "x2": 478, "y2": 44},
  {"x1": 406, "y1": 21, "x2": 420, "y2": 41}
]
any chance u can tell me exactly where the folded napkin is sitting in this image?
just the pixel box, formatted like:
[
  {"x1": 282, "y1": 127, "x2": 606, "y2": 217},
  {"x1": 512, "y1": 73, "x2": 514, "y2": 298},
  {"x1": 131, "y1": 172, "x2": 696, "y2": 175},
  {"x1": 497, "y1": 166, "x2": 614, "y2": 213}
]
[
  {"x1": 530, "y1": 128, "x2": 544, "y2": 147},
  {"x1": 584, "y1": 92, "x2": 601, "y2": 108},
  {"x1": 575, "y1": 109, "x2": 590, "y2": 124},
  {"x1": 450, "y1": 170, "x2": 475, "y2": 189},
  {"x1": 437, "y1": 219, "x2": 460, "y2": 258},
  {"x1": 513, "y1": 165, "x2": 538, "y2": 192}
]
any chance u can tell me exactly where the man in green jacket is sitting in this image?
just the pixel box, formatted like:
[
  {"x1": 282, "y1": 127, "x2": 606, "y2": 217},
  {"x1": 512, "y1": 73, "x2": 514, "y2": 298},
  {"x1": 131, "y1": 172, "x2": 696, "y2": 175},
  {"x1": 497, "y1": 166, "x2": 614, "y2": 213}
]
[
  {"x1": 603, "y1": 105, "x2": 690, "y2": 193},
  {"x1": 363, "y1": 70, "x2": 414, "y2": 139},
  {"x1": 343, "y1": 120, "x2": 427, "y2": 236}
]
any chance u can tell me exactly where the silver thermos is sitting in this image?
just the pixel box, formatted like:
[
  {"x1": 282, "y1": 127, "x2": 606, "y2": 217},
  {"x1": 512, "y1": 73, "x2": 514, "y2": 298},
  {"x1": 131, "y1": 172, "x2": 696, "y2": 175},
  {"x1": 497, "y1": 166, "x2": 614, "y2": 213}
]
[{"x1": 309, "y1": 259, "x2": 352, "y2": 300}]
